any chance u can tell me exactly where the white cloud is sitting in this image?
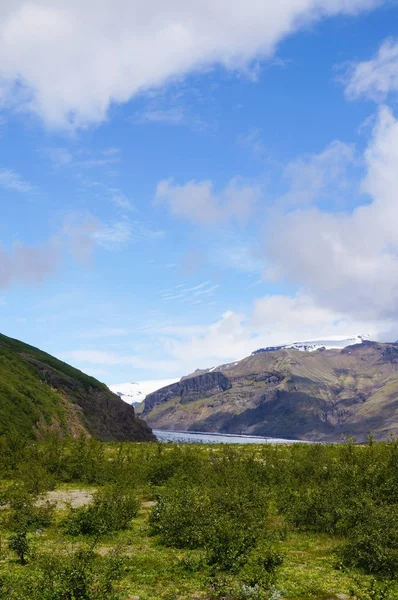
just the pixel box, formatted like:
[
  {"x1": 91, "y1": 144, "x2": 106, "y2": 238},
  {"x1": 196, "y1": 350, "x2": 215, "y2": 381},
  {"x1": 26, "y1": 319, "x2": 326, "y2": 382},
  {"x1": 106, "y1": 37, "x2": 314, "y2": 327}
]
[
  {"x1": 281, "y1": 140, "x2": 356, "y2": 207},
  {"x1": 265, "y1": 105, "x2": 398, "y2": 320},
  {"x1": 158, "y1": 295, "x2": 380, "y2": 370},
  {"x1": 155, "y1": 177, "x2": 260, "y2": 226},
  {"x1": 344, "y1": 38, "x2": 398, "y2": 101},
  {"x1": 0, "y1": 168, "x2": 34, "y2": 192},
  {"x1": 0, "y1": 0, "x2": 380, "y2": 128},
  {"x1": 62, "y1": 292, "x2": 387, "y2": 376}
]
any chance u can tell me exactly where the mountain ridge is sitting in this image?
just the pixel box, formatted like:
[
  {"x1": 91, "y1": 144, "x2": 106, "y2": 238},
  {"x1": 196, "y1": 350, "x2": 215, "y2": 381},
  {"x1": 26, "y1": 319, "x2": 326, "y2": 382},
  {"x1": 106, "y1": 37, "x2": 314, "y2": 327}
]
[{"x1": 142, "y1": 340, "x2": 398, "y2": 441}]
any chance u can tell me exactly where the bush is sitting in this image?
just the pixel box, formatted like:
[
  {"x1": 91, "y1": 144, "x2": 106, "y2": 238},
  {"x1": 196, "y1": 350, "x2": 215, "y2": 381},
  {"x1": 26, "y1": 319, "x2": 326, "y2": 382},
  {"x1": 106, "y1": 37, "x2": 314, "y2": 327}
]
[
  {"x1": 149, "y1": 480, "x2": 211, "y2": 548},
  {"x1": 205, "y1": 514, "x2": 258, "y2": 572},
  {"x1": 5, "y1": 485, "x2": 54, "y2": 531},
  {"x1": 1, "y1": 547, "x2": 125, "y2": 599},
  {"x1": 8, "y1": 529, "x2": 30, "y2": 564},
  {"x1": 339, "y1": 504, "x2": 398, "y2": 578},
  {"x1": 62, "y1": 486, "x2": 139, "y2": 537}
]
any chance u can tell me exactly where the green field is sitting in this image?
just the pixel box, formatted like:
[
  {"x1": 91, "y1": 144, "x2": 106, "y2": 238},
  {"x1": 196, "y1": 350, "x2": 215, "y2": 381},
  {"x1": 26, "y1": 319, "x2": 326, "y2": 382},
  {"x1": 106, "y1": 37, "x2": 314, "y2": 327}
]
[{"x1": 1, "y1": 436, "x2": 398, "y2": 599}]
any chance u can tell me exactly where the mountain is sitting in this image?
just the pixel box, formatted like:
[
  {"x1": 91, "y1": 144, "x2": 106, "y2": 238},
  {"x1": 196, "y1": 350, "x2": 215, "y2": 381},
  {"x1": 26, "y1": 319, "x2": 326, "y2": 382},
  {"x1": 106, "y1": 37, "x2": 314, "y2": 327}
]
[
  {"x1": 141, "y1": 340, "x2": 398, "y2": 442},
  {"x1": 0, "y1": 333, "x2": 155, "y2": 442},
  {"x1": 108, "y1": 378, "x2": 180, "y2": 406}
]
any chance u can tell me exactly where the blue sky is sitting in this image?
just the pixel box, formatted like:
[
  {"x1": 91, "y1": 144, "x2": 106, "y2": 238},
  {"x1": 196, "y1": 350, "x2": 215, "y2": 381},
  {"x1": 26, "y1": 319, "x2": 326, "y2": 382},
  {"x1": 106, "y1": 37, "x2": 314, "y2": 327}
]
[{"x1": 1, "y1": 0, "x2": 398, "y2": 383}]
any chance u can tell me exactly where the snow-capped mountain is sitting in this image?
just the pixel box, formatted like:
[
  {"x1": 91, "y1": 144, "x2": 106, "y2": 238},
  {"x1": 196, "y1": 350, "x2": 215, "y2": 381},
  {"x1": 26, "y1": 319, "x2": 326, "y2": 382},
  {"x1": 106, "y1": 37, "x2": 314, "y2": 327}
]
[
  {"x1": 252, "y1": 335, "x2": 369, "y2": 355},
  {"x1": 108, "y1": 378, "x2": 180, "y2": 406}
]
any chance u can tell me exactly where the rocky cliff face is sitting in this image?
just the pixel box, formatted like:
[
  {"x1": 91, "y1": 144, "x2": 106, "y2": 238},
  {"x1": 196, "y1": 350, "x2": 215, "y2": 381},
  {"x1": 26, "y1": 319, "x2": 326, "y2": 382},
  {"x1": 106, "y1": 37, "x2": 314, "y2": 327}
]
[
  {"x1": 143, "y1": 372, "x2": 232, "y2": 414},
  {"x1": 142, "y1": 341, "x2": 398, "y2": 442}
]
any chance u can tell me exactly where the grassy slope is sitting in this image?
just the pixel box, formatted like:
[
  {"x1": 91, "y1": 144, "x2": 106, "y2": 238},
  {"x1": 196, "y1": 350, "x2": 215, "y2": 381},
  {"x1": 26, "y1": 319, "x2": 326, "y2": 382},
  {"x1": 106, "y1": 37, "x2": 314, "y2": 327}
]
[
  {"x1": 0, "y1": 333, "x2": 154, "y2": 441},
  {"x1": 0, "y1": 336, "x2": 70, "y2": 438}
]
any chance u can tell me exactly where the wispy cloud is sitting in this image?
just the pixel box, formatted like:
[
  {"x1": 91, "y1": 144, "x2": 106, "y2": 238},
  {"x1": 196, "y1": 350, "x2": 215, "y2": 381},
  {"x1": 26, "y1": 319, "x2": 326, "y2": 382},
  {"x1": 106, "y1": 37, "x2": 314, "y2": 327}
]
[
  {"x1": 44, "y1": 146, "x2": 120, "y2": 169},
  {"x1": 109, "y1": 188, "x2": 134, "y2": 211},
  {"x1": 343, "y1": 38, "x2": 398, "y2": 102},
  {"x1": 238, "y1": 129, "x2": 267, "y2": 159},
  {"x1": 0, "y1": 168, "x2": 34, "y2": 192},
  {"x1": 93, "y1": 219, "x2": 133, "y2": 250},
  {"x1": 161, "y1": 281, "x2": 220, "y2": 303},
  {"x1": 133, "y1": 107, "x2": 187, "y2": 125}
]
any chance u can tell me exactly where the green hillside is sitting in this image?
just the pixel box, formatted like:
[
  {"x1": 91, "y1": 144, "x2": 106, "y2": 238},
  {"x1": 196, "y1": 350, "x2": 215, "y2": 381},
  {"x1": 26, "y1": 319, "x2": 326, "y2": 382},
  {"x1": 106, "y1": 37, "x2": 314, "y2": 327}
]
[{"x1": 0, "y1": 333, "x2": 154, "y2": 441}]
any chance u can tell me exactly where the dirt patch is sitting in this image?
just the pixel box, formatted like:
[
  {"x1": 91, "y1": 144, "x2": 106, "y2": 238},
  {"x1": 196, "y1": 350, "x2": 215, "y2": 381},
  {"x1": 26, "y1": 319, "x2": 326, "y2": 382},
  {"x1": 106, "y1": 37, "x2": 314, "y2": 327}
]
[{"x1": 37, "y1": 488, "x2": 96, "y2": 509}]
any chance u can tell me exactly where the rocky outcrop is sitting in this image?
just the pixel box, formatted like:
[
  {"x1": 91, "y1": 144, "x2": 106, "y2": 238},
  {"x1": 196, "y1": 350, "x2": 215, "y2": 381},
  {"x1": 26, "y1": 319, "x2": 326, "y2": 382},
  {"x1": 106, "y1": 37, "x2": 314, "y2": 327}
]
[{"x1": 143, "y1": 371, "x2": 232, "y2": 414}]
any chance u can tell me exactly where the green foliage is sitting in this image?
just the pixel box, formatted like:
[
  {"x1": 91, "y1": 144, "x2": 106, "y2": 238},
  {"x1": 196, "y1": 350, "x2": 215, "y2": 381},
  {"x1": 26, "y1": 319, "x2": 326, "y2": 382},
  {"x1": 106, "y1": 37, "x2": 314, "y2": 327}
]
[
  {"x1": 62, "y1": 486, "x2": 139, "y2": 537},
  {"x1": 5, "y1": 485, "x2": 55, "y2": 531},
  {"x1": 2, "y1": 434, "x2": 398, "y2": 598},
  {"x1": 0, "y1": 547, "x2": 125, "y2": 599},
  {"x1": 339, "y1": 504, "x2": 398, "y2": 577},
  {"x1": 8, "y1": 529, "x2": 30, "y2": 564},
  {"x1": 35, "y1": 548, "x2": 124, "y2": 600},
  {"x1": 149, "y1": 480, "x2": 211, "y2": 548}
]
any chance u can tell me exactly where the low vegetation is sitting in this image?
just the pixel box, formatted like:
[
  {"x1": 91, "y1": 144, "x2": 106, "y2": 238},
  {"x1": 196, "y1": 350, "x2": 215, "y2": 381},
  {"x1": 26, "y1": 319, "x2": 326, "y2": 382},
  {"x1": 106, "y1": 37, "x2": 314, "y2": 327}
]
[{"x1": 1, "y1": 434, "x2": 398, "y2": 599}]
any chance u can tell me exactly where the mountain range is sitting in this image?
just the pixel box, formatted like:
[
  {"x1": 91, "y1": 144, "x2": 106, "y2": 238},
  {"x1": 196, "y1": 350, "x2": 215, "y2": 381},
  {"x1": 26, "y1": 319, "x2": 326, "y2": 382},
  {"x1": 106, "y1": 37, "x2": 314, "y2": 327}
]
[
  {"x1": 0, "y1": 333, "x2": 154, "y2": 441},
  {"x1": 140, "y1": 338, "x2": 398, "y2": 441}
]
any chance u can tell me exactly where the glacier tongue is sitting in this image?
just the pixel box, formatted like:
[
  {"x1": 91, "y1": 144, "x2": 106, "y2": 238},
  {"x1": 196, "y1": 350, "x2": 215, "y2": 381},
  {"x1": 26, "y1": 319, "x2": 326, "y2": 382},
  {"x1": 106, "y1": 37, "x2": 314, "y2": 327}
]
[{"x1": 108, "y1": 378, "x2": 180, "y2": 406}]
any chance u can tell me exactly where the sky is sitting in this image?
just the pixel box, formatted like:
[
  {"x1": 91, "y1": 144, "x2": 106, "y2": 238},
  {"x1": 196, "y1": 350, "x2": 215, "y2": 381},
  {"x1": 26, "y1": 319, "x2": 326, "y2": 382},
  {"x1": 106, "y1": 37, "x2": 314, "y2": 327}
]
[{"x1": 1, "y1": 0, "x2": 398, "y2": 384}]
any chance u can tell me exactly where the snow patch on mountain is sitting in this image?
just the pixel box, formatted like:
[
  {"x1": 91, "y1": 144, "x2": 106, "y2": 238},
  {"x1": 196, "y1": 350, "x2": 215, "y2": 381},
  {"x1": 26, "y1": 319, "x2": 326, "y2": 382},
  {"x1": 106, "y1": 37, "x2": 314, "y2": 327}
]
[
  {"x1": 252, "y1": 335, "x2": 369, "y2": 355},
  {"x1": 108, "y1": 378, "x2": 180, "y2": 406}
]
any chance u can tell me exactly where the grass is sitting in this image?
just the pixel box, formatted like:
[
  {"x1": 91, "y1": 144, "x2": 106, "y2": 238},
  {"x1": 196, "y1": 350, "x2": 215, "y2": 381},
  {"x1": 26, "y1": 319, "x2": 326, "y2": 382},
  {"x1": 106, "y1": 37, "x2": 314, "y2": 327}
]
[{"x1": 0, "y1": 333, "x2": 106, "y2": 393}]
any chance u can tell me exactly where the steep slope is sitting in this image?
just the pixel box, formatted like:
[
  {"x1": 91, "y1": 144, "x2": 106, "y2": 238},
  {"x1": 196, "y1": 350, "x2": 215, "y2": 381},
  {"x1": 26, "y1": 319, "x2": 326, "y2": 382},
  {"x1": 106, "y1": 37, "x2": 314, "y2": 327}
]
[
  {"x1": 0, "y1": 333, "x2": 155, "y2": 441},
  {"x1": 142, "y1": 341, "x2": 398, "y2": 441}
]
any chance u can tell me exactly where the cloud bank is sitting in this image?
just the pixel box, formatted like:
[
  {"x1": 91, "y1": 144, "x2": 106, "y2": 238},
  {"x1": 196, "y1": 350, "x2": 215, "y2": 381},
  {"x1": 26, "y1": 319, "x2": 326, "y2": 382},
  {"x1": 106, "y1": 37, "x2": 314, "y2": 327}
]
[
  {"x1": 0, "y1": 0, "x2": 380, "y2": 128},
  {"x1": 266, "y1": 106, "x2": 398, "y2": 320}
]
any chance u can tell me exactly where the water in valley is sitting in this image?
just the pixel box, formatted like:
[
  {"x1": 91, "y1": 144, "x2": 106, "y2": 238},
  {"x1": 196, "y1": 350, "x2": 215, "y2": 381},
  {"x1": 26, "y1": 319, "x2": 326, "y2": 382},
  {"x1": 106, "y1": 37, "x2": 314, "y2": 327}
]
[{"x1": 153, "y1": 429, "x2": 307, "y2": 444}]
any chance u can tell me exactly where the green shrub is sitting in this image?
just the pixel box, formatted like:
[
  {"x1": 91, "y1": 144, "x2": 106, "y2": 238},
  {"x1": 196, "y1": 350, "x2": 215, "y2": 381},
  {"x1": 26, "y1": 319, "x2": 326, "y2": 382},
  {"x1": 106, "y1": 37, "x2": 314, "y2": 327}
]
[
  {"x1": 5, "y1": 485, "x2": 55, "y2": 531},
  {"x1": 205, "y1": 514, "x2": 258, "y2": 572},
  {"x1": 62, "y1": 486, "x2": 139, "y2": 536},
  {"x1": 1, "y1": 547, "x2": 125, "y2": 599},
  {"x1": 339, "y1": 504, "x2": 398, "y2": 578},
  {"x1": 8, "y1": 529, "x2": 30, "y2": 564},
  {"x1": 149, "y1": 481, "x2": 211, "y2": 548}
]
